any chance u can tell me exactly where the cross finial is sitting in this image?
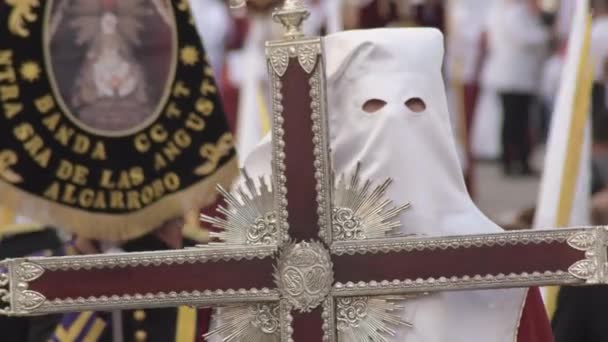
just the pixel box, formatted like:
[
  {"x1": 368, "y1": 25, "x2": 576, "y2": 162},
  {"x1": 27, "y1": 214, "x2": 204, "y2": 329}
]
[
  {"x1": 272, "y1": 0, "x2": 310, "y2": 39},
  {"x1": 228, "y1": 0, "x2": 246, "y2": 9},
  {"x1": 228, "y1": 0, "x2": 310, "y2": 39}
]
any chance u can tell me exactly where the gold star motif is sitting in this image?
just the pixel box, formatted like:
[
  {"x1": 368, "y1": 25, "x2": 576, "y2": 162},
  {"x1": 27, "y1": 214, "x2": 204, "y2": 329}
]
[
  {"x1": 20, "y1": 61, "x2": 41, "y2": 82},
  {"x1": 180, "y1": 46, "x2": 199, "y2": 66}
]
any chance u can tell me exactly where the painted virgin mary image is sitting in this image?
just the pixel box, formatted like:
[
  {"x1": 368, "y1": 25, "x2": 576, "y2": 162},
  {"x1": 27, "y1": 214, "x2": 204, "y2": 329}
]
[{"x1": 48, "y1": 0, "x2": 175, "y2": 133}]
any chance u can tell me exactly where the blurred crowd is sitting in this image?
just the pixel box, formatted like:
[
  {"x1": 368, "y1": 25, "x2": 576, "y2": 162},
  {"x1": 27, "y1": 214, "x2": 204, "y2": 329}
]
[{"x1": 190, "y1": 0, "x2": 608, "y2": 192}]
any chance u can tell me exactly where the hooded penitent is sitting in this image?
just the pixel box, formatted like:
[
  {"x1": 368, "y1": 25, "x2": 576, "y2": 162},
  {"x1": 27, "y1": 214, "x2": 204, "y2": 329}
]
[{"x1": 231, "y1": 28, "x2": 529, "y2": 341}]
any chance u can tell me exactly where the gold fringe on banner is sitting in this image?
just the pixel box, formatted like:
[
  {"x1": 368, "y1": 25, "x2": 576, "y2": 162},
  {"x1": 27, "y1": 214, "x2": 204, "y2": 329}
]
[{"x1": 0, "y1": 157, "x2": 238, "y2": 242}]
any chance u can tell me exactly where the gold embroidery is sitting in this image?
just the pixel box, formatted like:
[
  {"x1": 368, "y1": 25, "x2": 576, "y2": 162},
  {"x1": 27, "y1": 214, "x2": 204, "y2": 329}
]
[
  {"x1": 83, "y1": 318, "x2": 106, "y2": 342},
  {"x1": 42, "y1": 172, "x2": 181, "y2": 210},
  {"x1": 0, "y1": 155, "x2": 237, "y2": 240},
  {"x1": 185, "y1": 112, "x2": 206, "y2": 131},
  {"x1": 133, "y1": 309, "x2": 146, "y2": 321},
  {"x1": 134, "y1": 330, "x2": 147, "y2": 342},
  {"x1": 199, "y1": 79, "x2": 216, "y2": 96},
  {"x1": 180, "y1": 46, "x2": 199, "y2": 66},
  {"x1": 176, "y1": 0, "x2": 189, "y2": 11},
  {"x1": 6, "y1": 0, "x2": 40, "y2": 38},
  {"x1": 54, "y1": 311, "x2": 93, "y2": 342},
  {"x1": 0, "y1": 50, "x2": 17, "y2": 82},
  {"x1": 0, "y1": 149, "x2": 22, "y2": 183},
  {"x1": 195, "y1": 98, "x2": 214, "y2": 116},
  {"x1": 172, "y1": 81, "x2": 191, "y2": 98},
  {"x1": 165, "y1": 102, "x2": 182, "y2": 119},
  {"x1": 34, "y1": 94, "x2": 55, "y2": 113},
  {"x1": 19, "y1": 61, "x2": 40, "y2": 82},
  {"x1": 0, "y1": 84, "x2": 19, "y2": 101},
  {"x1": 194, "y1": 133, "x2": 233, "y2": 176},
  {"x1": 3, "y1": 102, "x2": 22, "y2": 120}
]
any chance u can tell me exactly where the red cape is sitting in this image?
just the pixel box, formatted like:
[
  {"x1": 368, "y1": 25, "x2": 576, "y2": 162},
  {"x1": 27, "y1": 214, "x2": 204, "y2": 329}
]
[{"x1": 518, "y1": 287, "x2": 553, "y2": 342}]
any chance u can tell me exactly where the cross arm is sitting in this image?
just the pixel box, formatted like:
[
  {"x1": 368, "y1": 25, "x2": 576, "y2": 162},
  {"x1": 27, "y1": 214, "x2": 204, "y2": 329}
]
[
  {"x1": 0, "y1": 245, "x2": 279, "y2": 316},
  {"x1": 331, "y1": 227, "x2": 608, "y2": 297},
  {"x1": 267, "y1": 36, "x2": 333, "y2": 244}
]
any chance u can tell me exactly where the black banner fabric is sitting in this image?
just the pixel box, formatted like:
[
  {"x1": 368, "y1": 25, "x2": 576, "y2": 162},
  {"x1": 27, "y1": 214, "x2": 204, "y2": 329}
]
[{"x1": 0, "y1": 0, "x2": 237, "y2": 240}]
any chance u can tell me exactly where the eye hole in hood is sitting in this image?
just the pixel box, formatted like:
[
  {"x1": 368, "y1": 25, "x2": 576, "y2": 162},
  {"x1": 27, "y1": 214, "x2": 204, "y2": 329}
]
[
  {"x1": 405, "y1": 97, "x2": 426, "y2": 113},
  {"x1": 362, "y1": 98, "x2": 387, "y2": 113}
]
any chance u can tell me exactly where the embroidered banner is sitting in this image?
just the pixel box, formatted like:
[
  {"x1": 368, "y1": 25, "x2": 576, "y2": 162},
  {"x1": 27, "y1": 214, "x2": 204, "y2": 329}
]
[{"x1": 0, "y1": 0, "x2": 237, "y2": 240}]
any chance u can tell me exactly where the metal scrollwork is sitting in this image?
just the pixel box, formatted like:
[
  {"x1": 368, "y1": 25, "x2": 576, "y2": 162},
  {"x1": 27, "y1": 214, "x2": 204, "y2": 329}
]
[
  {"x1": 267, "y1": 43, "x2": 321, "y2": 77},
  {"x1": 568, "y1": 229, "x2": 597, "y2": 250},
  {"x1": 332, "y1": 163, "x2": 410, "y2": 242},
  {"x1": 251, "y1": 303, "x2": 281, "y2": 334},
  {"x1": 228, "y1": 0, "x2": 246, "y2": 9},
  {"x1": 336, "y1": 297, "x2": 368, "y2": 329},
  {"x1": 569, "y1": 260, "x2": 597, "y2": 281},
  {"x1": 270, "y1": 70, "x2": 289, "y2": 246},
  {"x1": 272, "y1": 0, "x2": 310, "y2": 39},
  {"x1": 202, "y1": 171, "x2": 279, "y2": 246},
  {"x1": 297, "y1": 44, "x2": 318, "y2": 74},
  {"x1": 249, "y1": 212, "x2": 279, "y2": 245},
  {"x1": 17, "y1": 290, "x2": 45, "y2": 311},
  {"x1": 275, "y1": 241, "x2": 333, "y2": 312},
  {"x1": 567, "y1": 227, "x2": 608, "y2": 284},
  {"x1": 204, "y1": 162, "x2": 407, "y2": 246},
  {"x1": 333, "y1": 208, "x2": 364, "y2": 241},
  {"x1": 0, "y1": 263, "x2": 9, "y2": 314},
  {"x1": 309, "y1": 64, "x2": 333, "y2": 245},
  {"x1": 268, "y1": 47, "x2": 290, "y2": 77},
  {"x1": 336, "y1": 296, "x2": 411, "y2": 342},
  {"x1": 205, "y1": 161, "x2": 411, "y2": 339},
  {"x1": 0, "y1": 260, "x2": 46, "y2": 315},
  {"x1": 15, "y1": 262, "x2": 44, "y2": 282},
  {"x1": 204, "y1": 303, "x2": 281, "y2": 342}
]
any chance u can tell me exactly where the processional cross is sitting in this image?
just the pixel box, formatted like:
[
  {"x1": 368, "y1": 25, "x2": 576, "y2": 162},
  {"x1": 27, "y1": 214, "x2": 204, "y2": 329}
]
[{"x1": 1, "y1": 1, "x2": 608, "y2": 341}]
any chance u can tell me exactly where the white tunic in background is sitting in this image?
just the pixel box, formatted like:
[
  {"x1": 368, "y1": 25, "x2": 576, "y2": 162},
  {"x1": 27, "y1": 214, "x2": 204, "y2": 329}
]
[
  {"x1": 189, "y1": 0, "x2": 231, "y2": 81},
  {"x1": 445, "y1": 0, "x2": 493, "y2": 84},
  {"x1": 482, "y1": 0, "x2": 549, "y2": 93},
  {"x1": 557, "y1": 0, "x2": 576, "y2": 40},
  {"x1": 591, "y1": 16, "x2": 608, "y2": 82}
]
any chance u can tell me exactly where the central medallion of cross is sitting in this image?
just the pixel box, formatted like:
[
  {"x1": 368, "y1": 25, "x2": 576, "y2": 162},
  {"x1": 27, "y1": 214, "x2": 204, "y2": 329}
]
[{"x1": 1, "y1": 1, "x2": 607, "y2": 342}]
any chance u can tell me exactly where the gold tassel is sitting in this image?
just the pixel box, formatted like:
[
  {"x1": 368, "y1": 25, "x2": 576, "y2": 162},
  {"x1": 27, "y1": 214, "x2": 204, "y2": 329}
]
[
  {"x1": 0, "y1": 206, "x2": 16, "y2": 226},
  {"x1": 182, "y1": 208, "x2": 209, "y2": 243}
]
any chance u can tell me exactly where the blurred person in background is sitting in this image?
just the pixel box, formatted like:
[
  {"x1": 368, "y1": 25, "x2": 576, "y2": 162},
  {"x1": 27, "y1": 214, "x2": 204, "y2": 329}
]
[
  {"x1": 591, "y1": 0, "x2": 608, "y2": 130},
  {"x1": 539, "y1": 39, "x2": 566, "y2": 141},
  {"x1": 217, "y1": 0, "x2": 327, "y2": 163},
  {"x1": 482, "y1": 0, "x2": 550, "y2": 176},
  {"x1": 190, "y1": 0, "x2": 232, "y2": 85},
  {"x1": 446, "y1": 0, "x2": 494, "y2": 196},
  {"x1": 343, "y1": 0, "x2": 444, "y2": 30}
]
